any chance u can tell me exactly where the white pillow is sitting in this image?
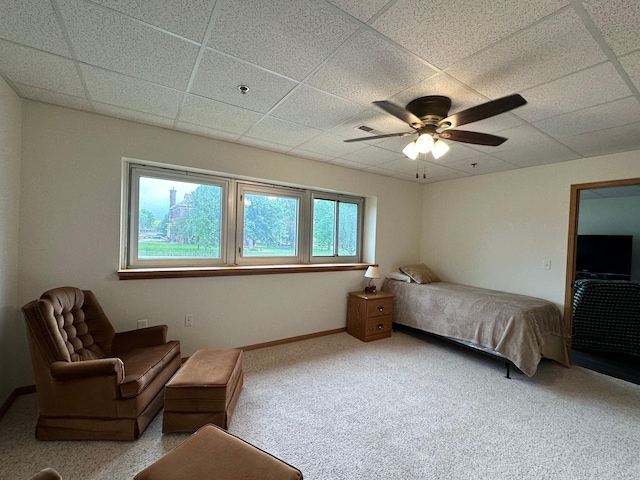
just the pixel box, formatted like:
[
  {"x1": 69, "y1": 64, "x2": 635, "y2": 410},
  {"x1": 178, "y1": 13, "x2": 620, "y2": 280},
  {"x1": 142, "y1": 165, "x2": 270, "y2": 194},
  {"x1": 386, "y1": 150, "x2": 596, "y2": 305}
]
[{"x1": 386, "y1": 272, "x2": 411, "y2": 282}]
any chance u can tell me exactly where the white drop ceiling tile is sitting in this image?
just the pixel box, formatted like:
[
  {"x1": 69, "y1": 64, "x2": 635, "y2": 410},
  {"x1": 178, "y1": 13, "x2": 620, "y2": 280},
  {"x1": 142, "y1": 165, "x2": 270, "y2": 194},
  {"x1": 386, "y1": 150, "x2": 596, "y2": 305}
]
[
  {"x1": 372, "y1": 0, "x2": 571, "y2": 70},
  {"x1": 93, "y1": 102, "x2": 174, "y2": 128},
  {"x1": 377, "y1": 157, "x2": 422, "y2": 173},
  {"x1": 440, "y1": 155, "x2": 513, "y2": 173},
  {"x1": 92, "y1": 0, "x2": 217, "y2": 42},
  {"x1": 534, "y1": 97, "x2": 640, "y2": 139},
  {"x1": 174, "y1": 122, "x2": 241, "y2": 142},
  {"x1": 14, "y1": 83, "x2": 91, "y2": 111},
  {"x1": 583, "y1": 0, "x2": 640, "y2": 56},
  {"x1": 58, "y1": 0, "x2": 199, "y2": 90},
  {"x1": 270, "y1": 85, "x2": 364, "y2": 130},
  {"x1": 80, "y1": 65, "x2": 183, "y2": 118},
  {"x1": 244, "y1": 117, "x2": 321, "y2": 147},
  {"x1": 429, "y1": 143, "x2": 485, "y2": 165},
  {"x1": 296, "y1": 132, "x2": 367, "y2": 157},
  {"x1": 422, "y1": 163, "x2": 466, "y2": 178},
  {"x1": 619, "y1": 51, "x2": 640, "y2": 91},
  {"x1": 329, "y1": 107, "x2": 408, "y2": 140},
  {"x1": 471, "y1": 125, "x2": 552, "y2": 154},
  {"x1": 191, "y1": 50, "x2": 298, "y2": 114},
  {"x1": 0, "y1": 0, "x2": 70, "y2": 57},
  {"x1": 0, "y1": 40, "x2": 85, "y2": 96},
  {"x1": 446, "y1": 9, "x2": 608, "y2": 99},
  {"x1": 207, "y1": 0, "x2": 359, "y2": 80},
  {"x1": 340, "y1": 145, "x2": 404, "y2": 166},
  {"x1": 492, "y1": 141, "x2": 580, "y2": 165},
  {"x1": 561, "y1": 121, "x2": 640, "y2": 157},
  {"x1": 180, "y1": 95, "x2": 264, "y2": 135},
  {"x1": 307, "y1": 29, "x2": 436, "y2": 106},
  {"x1": 236, "y1": 136, "x2": 292, "y2": 154},
  {"x1": 516, "y1": 62, "x2": 632, "y2": 122},
  {"x1": 326, "y1": 0, "x2": 390, "y2": 22}
]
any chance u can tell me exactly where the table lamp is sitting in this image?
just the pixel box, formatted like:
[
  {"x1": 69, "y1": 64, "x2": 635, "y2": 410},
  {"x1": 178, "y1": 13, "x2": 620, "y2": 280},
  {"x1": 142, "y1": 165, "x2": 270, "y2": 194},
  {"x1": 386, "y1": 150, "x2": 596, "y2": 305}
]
[{"x1": 364, "y1": 265, "x2": 380, "y2": 293}]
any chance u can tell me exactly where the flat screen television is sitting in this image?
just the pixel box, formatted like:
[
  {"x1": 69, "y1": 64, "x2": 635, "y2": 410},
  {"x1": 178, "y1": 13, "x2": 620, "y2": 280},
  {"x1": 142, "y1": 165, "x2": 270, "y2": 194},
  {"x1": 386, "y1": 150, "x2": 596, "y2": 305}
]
[{"x1": 576, "y1": 234, "x2": 633, "y2": 278}]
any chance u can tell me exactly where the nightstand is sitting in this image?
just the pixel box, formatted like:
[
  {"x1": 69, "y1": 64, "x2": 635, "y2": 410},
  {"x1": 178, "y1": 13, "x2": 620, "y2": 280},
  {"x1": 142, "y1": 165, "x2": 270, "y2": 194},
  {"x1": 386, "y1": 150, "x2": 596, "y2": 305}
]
[{"x1": 347, "y1": 291, "x2": 394, "y2": 342}]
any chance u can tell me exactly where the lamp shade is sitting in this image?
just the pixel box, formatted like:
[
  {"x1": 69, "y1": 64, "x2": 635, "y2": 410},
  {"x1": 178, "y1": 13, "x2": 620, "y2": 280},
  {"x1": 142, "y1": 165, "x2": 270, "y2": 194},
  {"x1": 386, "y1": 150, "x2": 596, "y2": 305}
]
[
  {"x1": 402, "y1": 141, "x2": 419, "y2": 160},
  {"x1": 364, "y1": 265, "x2": 380, "y2": 279},
  {"x1": 432, "y1": 139, "x2": 450, "y2": 159},
  {"x1": 415, "y1": 133, "x2": 434, "y2": 153}
]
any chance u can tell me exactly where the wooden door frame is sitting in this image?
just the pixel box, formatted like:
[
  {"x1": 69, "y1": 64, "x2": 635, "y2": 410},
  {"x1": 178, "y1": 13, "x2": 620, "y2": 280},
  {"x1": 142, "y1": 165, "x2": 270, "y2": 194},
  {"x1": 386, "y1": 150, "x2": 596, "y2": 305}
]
[{"x1": 563, "y1": 176, "x2": 640, "y2": 337}]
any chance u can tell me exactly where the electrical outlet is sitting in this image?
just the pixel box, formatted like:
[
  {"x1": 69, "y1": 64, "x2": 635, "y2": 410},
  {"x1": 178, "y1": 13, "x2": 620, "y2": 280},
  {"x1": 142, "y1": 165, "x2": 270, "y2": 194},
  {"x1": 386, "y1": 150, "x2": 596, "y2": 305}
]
[
  {"x1": 137, "y1": 319, "x2": 148, "y2": 329},
  {"x1": 542, "y1": 259, "x2": 551, "y2": 270},
  {"x1": 184, "y1": 314, "x2": 193, "y2": 327}
]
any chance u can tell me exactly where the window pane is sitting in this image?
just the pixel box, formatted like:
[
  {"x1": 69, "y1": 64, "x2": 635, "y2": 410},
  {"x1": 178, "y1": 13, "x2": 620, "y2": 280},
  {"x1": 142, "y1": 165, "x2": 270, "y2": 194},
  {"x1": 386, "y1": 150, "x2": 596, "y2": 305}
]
[
  {"x1": 338, "y1": 202, "x2": 358, "y2": 256},
  {"x1": 138, "y1": 177, "x2": 222, "y2": 260},
  {"x1": 313, "y1": 199, "x2": 336, "y2": 256},
  {"x1": 243, "y1": 193, "x2": 298, "y2": 257}
]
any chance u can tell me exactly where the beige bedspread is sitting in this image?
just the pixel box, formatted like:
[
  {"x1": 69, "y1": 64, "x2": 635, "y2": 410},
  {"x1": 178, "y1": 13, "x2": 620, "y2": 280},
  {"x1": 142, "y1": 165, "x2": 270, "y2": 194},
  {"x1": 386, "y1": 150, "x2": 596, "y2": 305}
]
[{"x1": 383, "y1": 280, "x2": 570, "y2": 376}]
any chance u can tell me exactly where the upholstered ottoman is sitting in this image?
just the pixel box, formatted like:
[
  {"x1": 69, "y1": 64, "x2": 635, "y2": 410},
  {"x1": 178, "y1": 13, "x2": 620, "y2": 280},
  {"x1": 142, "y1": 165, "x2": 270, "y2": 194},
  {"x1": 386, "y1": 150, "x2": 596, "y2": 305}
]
[
  {"x1": 135, "y1": 424, "x2": 303, "y2": 480},
  {"x1": 163, "y1": 349, "x2": 243, "y2": 433}
]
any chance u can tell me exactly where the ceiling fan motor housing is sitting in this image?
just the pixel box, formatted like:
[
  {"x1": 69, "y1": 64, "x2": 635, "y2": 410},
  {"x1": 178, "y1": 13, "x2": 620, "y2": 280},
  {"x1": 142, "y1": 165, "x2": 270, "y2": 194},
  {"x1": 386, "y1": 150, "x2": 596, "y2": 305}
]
[{"x1": 405, "y1": 96, "x2": 452, "y2": 125}]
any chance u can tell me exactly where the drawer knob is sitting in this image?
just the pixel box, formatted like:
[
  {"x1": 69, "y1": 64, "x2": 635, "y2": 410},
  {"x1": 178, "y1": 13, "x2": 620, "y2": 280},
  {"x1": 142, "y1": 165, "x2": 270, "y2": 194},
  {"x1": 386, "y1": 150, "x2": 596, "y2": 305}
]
[
  {"x1": 377, "y1": 324, "x2": 383, "y2": 329},
  {"x1": 378, "y1": 306, "x2": 384, "y2": 312}
]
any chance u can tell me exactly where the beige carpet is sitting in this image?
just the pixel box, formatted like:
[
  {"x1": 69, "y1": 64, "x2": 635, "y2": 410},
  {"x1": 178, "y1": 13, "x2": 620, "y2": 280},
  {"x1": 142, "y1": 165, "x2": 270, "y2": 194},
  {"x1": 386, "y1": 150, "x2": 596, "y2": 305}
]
[{"x1": 2, "y1": 331, "x2": 639, "y2": 479}]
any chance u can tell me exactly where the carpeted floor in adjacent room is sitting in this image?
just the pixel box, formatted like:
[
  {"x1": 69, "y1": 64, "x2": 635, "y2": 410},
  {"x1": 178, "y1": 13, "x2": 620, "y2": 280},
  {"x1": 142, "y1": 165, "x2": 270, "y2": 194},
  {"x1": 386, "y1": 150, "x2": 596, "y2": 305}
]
[{"x1": 1, "y1": 331, "x2": 639, "y2": 479}]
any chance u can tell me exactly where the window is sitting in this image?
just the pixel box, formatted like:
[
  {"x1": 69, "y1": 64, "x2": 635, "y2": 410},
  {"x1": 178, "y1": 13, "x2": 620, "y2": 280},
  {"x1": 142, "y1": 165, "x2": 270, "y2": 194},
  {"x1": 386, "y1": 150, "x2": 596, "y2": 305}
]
[
  {"x1": 312, "y1": 194, "x2": 362, "y2": 262},
  {"x1": 123, "y1": 162, "x2": 363, "y2": 270},
  {"x1": 235, "y1": 183, "x2": 305, "y2": 265}
]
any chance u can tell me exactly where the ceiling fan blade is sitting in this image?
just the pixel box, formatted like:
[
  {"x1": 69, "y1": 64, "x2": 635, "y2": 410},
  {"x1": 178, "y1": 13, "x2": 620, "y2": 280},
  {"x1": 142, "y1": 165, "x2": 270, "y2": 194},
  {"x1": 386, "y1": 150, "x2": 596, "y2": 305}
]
[
  {"x1": 437, "y1": 94, "x2": 526, "y2": 129},
  {"x1": 373, "y1": 100, "x2": 425, "y2": 128},
  {"x1": 439, "y1": 130, "x2": 508, "y2": 146},
  {"x1": 344, "y1": 132, "x2": 414, "y2": 143}
]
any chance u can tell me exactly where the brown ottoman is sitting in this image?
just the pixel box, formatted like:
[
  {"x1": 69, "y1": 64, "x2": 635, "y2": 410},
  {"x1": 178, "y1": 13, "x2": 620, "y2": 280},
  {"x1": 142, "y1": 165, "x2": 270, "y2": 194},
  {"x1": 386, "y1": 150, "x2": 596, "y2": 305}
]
[
  {"x1": 135, "y1": 424, "x2": 303, "y2": 480},
  {"x1": 163, "y1": 349, "x2": 243, "y2": 433}
]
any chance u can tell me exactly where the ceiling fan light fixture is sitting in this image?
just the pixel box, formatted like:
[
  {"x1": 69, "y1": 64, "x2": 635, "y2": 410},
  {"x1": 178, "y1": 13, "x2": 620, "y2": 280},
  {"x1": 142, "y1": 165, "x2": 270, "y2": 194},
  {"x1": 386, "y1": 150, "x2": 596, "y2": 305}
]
[
  {"x1": 403, "y1": 141, "x2": 419, "y2": 160},
  {"x1": 415, "y1": 133, "x2": 434, "y2": 153},
  {"x1": 432, "y1": 139, "x2": 450, "y2": 159}
]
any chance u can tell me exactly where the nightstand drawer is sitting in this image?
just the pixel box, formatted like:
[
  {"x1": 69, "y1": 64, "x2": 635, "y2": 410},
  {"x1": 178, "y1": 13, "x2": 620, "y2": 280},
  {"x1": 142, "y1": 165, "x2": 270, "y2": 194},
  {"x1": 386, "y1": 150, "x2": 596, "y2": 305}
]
[
  {"x1": 365, "y1": 315, "x2": 392, "y2": 336},
  {"x1": 366, "y1": 297, "x2": 393, "y2": 318}
]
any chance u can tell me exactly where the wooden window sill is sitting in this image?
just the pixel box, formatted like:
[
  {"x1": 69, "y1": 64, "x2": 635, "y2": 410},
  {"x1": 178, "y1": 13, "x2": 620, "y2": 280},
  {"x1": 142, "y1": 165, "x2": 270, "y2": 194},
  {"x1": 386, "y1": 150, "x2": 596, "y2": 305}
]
[{"x1": 118, "y1": 263, "x2": 370, "y2": 280}]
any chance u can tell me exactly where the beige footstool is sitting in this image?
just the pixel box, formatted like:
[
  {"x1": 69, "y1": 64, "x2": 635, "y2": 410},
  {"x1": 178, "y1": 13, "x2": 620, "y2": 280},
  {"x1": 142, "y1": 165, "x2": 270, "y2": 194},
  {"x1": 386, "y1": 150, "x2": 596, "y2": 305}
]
[
  {"x1": 135, "y1": 424, "x2": 303, "y2": 480},
  {"x1": 163, "y1": 349, "x2": 243, "y2": 433}
]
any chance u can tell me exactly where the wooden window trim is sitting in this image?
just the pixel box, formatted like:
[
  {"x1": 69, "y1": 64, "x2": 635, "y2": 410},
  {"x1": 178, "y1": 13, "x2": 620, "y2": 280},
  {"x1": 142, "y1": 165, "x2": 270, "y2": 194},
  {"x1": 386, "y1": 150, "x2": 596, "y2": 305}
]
[{"x1": 118, "y1": 263, "x2": 370, "y2": 280}]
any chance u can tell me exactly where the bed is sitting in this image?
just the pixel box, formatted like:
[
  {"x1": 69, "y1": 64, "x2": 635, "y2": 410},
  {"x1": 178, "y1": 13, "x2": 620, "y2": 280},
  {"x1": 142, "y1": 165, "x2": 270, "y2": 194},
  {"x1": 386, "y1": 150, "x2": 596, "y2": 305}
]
[{"x1": 383, "y1": 267, "x2": 570, "y2": 377}]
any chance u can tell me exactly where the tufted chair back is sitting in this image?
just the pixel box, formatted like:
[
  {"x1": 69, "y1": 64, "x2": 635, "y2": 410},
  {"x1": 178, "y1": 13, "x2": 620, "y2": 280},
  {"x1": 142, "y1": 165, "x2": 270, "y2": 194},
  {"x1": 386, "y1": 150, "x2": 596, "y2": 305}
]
[{"x1": 28, "y1": 287, "x2": 116, "y2": 363}]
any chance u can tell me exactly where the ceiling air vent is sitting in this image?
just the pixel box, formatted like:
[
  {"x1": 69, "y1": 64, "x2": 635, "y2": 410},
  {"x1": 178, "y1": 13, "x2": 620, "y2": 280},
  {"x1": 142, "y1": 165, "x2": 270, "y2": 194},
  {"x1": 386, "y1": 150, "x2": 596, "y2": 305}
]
[{"x1": 355, "y1": 124, "x2": 377, "y2": 133}]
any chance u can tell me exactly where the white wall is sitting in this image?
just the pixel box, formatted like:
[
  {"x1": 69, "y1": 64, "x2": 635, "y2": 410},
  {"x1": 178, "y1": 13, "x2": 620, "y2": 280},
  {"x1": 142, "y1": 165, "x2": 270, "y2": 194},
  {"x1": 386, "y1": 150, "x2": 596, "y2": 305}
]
[
  {"x1": 421, "y1": 152, "x2": 640, "y2": 308},
  {"x1": 0, "y1": 78, "x2": 23, "y2": 400},
  {"x1": 16, "y1": 101, "x2": 423, "y2": 387},
  {"x1": 578, "y1": 195, "x2": 640, "y2": 281}
]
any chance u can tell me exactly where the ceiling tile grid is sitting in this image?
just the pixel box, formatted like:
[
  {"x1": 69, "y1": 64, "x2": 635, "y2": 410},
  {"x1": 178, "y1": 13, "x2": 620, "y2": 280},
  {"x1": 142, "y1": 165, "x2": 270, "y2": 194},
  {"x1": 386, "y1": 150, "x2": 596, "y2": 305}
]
[{"x1": 1, "y1": 0, "x2": 640, "y2": 184}]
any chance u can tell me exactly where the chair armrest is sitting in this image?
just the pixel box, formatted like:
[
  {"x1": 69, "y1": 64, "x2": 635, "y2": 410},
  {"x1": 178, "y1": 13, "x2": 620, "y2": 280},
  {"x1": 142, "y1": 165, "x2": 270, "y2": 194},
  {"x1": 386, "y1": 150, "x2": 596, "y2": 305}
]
[
  {"x1": 50, "y1": 358, "x2": 124, "y2": 382},
  {"x1": 112, "y1": 324, "x2": 168, "y2": 353}
]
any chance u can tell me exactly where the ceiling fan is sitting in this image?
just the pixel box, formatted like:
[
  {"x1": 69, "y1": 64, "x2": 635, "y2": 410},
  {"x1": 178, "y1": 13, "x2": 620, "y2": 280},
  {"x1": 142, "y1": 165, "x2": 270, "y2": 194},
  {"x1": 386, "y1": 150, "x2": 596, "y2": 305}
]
[{"x1": 344, "y1": 94, "x2": 527, "y2": 160}]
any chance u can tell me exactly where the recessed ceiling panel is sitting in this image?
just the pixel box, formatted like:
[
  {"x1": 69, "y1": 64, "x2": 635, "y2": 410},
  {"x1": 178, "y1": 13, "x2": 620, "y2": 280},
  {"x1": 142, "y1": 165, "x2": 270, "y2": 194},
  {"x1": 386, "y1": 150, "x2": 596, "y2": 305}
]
[
  {"x1": 583, "y1": 0, "x2": 640, "y2": 56},
  {"x1": 207, "y1": 0, "x2": 359, "y2": 80},
  {"x1": 446, "y1": 9, "x2": 608, "y2": 99},
  {"x1": 307, "y1": 29, "x2": 436, "y2": 106},
  {"x1": 180, "y1": 94, "x2": 264, "y2": 135},
  {"x1": 372, "y1": 0, "x2": 571, "y2": 69},
  {"x1": 191, "y1": 50, "x2": 298, "y2": 114},
  {"x1": 58, "y1": 0, "x2": 199, "y2": 90}
]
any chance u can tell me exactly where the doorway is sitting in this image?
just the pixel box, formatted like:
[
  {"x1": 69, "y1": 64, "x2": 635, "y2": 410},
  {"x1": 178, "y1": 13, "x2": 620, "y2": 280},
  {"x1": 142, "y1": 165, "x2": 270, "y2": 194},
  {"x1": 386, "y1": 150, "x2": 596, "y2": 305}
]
[{"x1": 564, "y1": 177, "x2": 640, "y2": 384}]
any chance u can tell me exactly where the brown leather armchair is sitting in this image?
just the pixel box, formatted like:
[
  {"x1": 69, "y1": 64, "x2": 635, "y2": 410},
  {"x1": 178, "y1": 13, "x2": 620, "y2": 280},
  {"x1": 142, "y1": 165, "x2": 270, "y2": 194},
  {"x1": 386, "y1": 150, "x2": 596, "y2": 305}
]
[{"x1": 22, "y1": 287, "x2": 181, "y2": 440}]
